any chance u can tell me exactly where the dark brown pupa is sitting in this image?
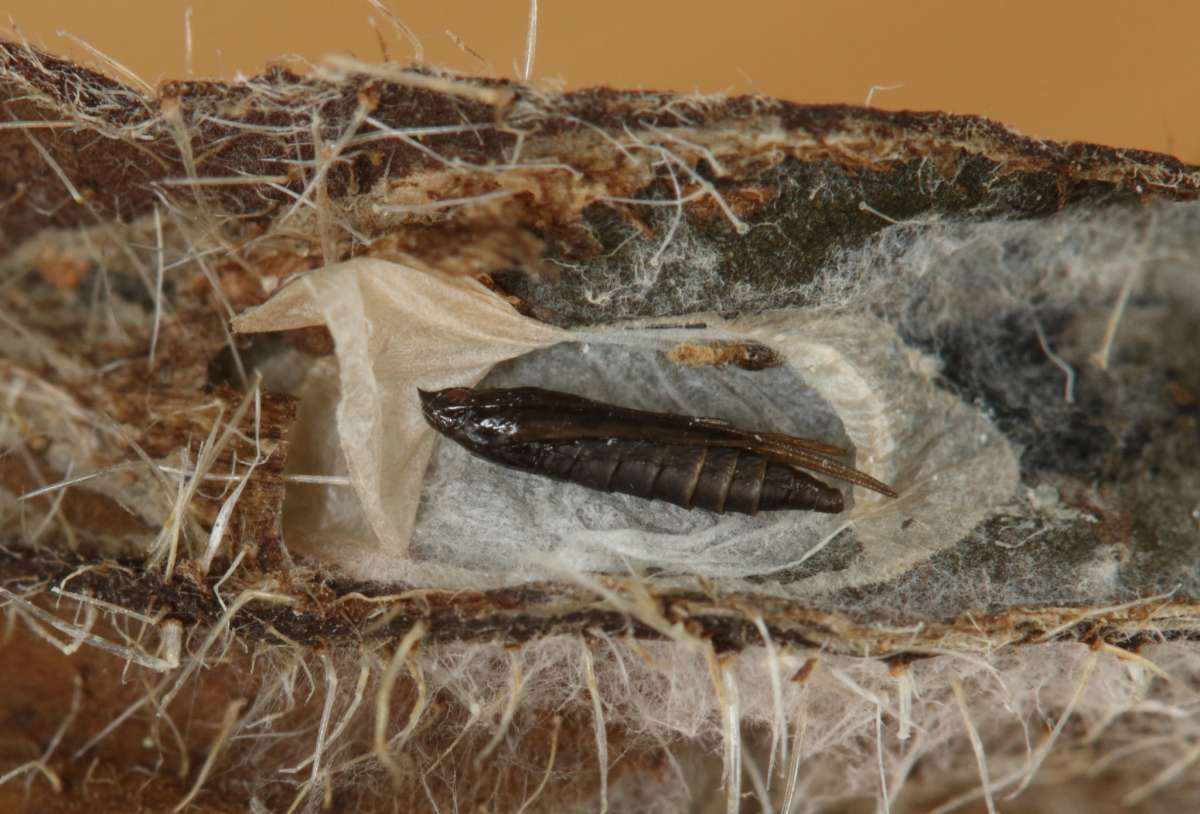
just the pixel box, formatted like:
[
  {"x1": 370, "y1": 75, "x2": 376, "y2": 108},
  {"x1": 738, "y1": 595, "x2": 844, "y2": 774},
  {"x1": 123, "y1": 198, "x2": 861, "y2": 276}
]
[{"x1": 419, "y1": 387, "x2": 897, "y2": 515}]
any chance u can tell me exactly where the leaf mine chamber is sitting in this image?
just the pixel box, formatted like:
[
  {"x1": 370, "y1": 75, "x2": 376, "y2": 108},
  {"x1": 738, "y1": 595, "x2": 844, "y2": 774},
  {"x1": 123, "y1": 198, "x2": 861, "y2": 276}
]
[{"x1": 413, "y1": 318, "x2": 1016, "y2": 590}]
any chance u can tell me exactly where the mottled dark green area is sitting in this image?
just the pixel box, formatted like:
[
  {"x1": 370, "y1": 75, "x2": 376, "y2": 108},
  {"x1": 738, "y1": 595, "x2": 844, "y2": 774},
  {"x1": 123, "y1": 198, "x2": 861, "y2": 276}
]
[{"x1": 499, "y1": 154, "x2": 1140, "y2": 327}]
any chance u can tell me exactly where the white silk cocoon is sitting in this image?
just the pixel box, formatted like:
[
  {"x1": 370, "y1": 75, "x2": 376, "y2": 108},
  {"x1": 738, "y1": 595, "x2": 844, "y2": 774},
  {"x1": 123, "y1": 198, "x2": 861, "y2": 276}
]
[{"x1": 234, "y1": 258, "x2": 1016, "y2": 591}]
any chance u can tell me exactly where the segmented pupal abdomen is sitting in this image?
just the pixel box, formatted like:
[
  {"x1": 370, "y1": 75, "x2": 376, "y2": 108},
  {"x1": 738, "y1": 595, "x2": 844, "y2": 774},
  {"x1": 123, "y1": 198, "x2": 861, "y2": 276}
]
[
  {"x1": 488, "y1": 440, "x2": 844, "y2": 515},
  {"x1": 417, "y1": 386, "x2": 896, "y2": 514}
]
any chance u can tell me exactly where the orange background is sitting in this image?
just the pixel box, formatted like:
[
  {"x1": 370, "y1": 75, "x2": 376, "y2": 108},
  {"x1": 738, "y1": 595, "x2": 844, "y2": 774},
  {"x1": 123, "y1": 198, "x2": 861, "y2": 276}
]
[{"x1": 6, "y1": 1, "x2": 1198, "y2": 162}]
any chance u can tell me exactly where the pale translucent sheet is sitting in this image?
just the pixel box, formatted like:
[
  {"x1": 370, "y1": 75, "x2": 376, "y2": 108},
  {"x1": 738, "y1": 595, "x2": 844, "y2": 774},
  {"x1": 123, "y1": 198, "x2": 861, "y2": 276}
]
[{"x1": 232, "y1": 259, "x2": 568, "y2": 557}]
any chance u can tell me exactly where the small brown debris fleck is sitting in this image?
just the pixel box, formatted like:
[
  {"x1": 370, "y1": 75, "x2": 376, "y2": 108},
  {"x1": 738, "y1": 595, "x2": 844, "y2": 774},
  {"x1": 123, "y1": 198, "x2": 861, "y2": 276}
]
[
  {"x1": 35, "y1": 247, "x2": 90, "y2": 291},
  {"x1": 1167, "y1": 379, "x2": 1196, "y2": 408},
  {"x1": 477, "y1": 273, "x2": 536, "y2": 317},
  {"x1": 791, "y1": 657, "x2": 819, "y2": 683},
  {"x1": 667, "y1": 340, "x2": 781, "y2": 370}
]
